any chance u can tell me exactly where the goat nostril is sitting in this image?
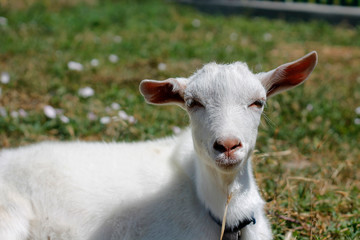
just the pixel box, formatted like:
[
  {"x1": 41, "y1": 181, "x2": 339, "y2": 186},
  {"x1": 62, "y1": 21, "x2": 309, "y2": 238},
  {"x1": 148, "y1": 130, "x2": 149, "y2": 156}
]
[
  {"x1": 230, "y1": 142, "x2": 242, "y2": 150},
  {"x1": 213, "y1": 141, "x2": 227, "y2": 153},
  {"x1": 213, "y1": 140, "x2": 242, "y2": 153},
  {"x1": 214, "y1": 139, "x2": 242, "y2": 153}
]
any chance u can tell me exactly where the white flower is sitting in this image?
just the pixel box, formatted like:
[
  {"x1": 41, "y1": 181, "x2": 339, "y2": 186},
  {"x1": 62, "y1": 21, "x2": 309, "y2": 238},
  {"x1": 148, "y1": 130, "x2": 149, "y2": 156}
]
[
  {"x1": 68, "y1": 61, "x2": 83, "y2": 71},
  {"x1": 1, "y1": 72, "x2": 10, "y2": 84},
  {"x1": 355, "y1": 107, "x2": 360, "y2": 115},
  {"x1": 128, "y1": 116, "x2": 136, "y2": 124},
  {"x1": 60, "y1": 115, "x2": 70, "y2": 123},
  {"x1": 92, "y1": 36, "x2": 100, "y2": 44},
  {"x1": 105, "y1": 107, "x2": 112, "y2": 113},
  {"x1": 87, "y1": 112, "x2": 97, "y2": 121},
  {"x1": 158, "y1": 63, "x2": 167, "y2": 71},
  {"x1": 55, "y1": 109, "x2": 64, "y2": 115},
  {"x1": 18, "y1": 109, "x2": 27, "y2": 118},
  {"x1": 0, "y1": 107, "x2": 6, "y2": 117},
  {"x1": 172, "y1": 126, "x2": 181, "y2": 135},
  {"x1": 100, "y1": 116, "x2": 111, "y2": 124},
  {"x1": 10, "y1": 111, "x2": 19, "y2": 118},
  {"x1": 43, "y1": 105, "x2": 57, "y2": 119},
  {"x1": 113, "y1": 35, "x2": 122, "y2": 43},
  {"x1": 118, "y1": 110, "x2": 128, "y2": 120},
  {"x1": 225, "y1": 46, "x2": 233, "y2": 53},
  {"x1": 255, "y1": 64, "x2": 262, "y2": 72},
  {"x1": 192, "y1": 19, "x2": 201, "y2": 28},
  {"x1": 78, "y1": 87, "x2": 94, "y2": 98},
  {"x1": 13, "y1": 109, "x2": 29, "y2": 118},
  {"x1": 230, "y1": 32, "x2": 238, "y2": 41},
  {"x1": 0, "y1": 17, "x2": 7, "y2": 26},
  {"x1": 355, "y1": 118, "x2": 360, "y2": 125},
  {"x1": 111, "y1": 102, "x2": 121, "y2": 110},
  {"x1": 241, "y1": 38, "x2": 248, "y2": 46},
  {"x1": 90, "y1": 59, "x2": 99, "y2": 67},
  {"x1": 108, "y1": 54, "x2": 119, "y2": 63},
  {"x1": 263, "y1": 33, "x2": 272, "y2": 42},
  {"x1": 306, "y1": 104, "x2": 314, "y2": 112}
]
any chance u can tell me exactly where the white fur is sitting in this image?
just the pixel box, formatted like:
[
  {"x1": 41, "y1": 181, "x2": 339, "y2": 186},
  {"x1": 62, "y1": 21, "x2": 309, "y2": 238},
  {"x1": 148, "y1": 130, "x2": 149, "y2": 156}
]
[{"x1": 0, "y1": 52, "x2": 317, "y2": 240}]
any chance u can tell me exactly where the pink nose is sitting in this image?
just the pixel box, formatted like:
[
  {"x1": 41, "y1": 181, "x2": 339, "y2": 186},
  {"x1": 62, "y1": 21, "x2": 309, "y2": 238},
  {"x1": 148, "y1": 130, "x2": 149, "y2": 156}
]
[{"x1": 213, "y1": 138, "x2": 242, "y2": 157}]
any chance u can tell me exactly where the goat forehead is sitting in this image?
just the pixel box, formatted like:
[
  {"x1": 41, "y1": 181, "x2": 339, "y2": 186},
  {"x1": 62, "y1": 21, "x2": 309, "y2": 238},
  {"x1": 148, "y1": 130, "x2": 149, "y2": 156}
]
[{"x1": 187, "y1": 62, "x2": 265, "y2": 100}]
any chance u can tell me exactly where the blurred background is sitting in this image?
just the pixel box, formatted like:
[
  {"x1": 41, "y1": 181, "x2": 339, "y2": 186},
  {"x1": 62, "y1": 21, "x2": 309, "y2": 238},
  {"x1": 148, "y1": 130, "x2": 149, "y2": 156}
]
[{"x1": 0, "y1": 0, "x2": 359, "y2": 239}]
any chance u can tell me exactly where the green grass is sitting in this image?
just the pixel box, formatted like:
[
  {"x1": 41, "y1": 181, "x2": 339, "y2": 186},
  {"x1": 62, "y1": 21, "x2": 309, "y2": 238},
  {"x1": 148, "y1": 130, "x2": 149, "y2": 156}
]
[{"x1": 0, "y1": 0, "x2": 359, "y2": 239}]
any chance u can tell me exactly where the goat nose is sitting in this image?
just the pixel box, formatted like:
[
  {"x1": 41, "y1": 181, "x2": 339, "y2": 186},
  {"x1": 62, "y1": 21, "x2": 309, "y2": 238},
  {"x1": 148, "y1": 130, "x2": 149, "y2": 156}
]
[{"x1": 213, "y1": 138, "x2": 242, "y2": 153}]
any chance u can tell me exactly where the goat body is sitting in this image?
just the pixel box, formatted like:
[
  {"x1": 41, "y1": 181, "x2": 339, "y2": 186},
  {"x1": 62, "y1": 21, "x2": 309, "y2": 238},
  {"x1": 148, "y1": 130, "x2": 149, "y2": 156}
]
[{"x1": 0, "y1": 52, "x2": 317, "y2": 240}]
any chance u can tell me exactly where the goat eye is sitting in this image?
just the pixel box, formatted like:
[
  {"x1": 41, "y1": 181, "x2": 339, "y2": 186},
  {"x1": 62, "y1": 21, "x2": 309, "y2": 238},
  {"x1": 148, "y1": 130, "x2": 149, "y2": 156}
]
[
  {"x1": 249, "y1": 100, "x2": 264, "y2": 108},
  {"x1": 186, "y1": 99, "x2": 204, "y2": 109}
]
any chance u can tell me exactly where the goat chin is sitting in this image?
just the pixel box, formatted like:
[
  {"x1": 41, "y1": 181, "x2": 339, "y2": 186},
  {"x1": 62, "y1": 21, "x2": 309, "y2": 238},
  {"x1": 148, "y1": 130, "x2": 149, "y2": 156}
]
[{"x1": 215, "y1": 156, "x2": 242, "y2": 169}]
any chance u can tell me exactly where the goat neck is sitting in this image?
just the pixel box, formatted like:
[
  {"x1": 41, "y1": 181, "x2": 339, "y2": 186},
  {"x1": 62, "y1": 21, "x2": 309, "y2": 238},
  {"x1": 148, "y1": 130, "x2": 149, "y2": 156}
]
[{"x1": 194, "y1": 149, "x2": 258, "y2": 228}]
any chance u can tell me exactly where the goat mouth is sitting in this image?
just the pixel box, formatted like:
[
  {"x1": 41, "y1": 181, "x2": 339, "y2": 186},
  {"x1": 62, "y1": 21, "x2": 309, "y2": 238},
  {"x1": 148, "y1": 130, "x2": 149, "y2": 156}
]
[{"x1": 215, "y1": 156, "x2": 241, "y2": 169}]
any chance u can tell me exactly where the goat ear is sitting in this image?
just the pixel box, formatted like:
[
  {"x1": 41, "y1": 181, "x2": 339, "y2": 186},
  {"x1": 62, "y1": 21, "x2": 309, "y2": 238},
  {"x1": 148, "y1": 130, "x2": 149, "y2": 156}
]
[
  {"x1": 139, "y1": 78, "x2": 186, "y2": 106},
  {"x1": 258, "y1": 51, "x2": 318, "y2": 98}
]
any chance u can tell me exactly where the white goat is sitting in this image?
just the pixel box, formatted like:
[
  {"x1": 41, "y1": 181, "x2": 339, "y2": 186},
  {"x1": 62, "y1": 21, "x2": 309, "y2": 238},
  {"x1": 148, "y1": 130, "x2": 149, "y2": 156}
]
[{"x1": 0, "y1": 52, "x2": 317, "y2": 240}]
